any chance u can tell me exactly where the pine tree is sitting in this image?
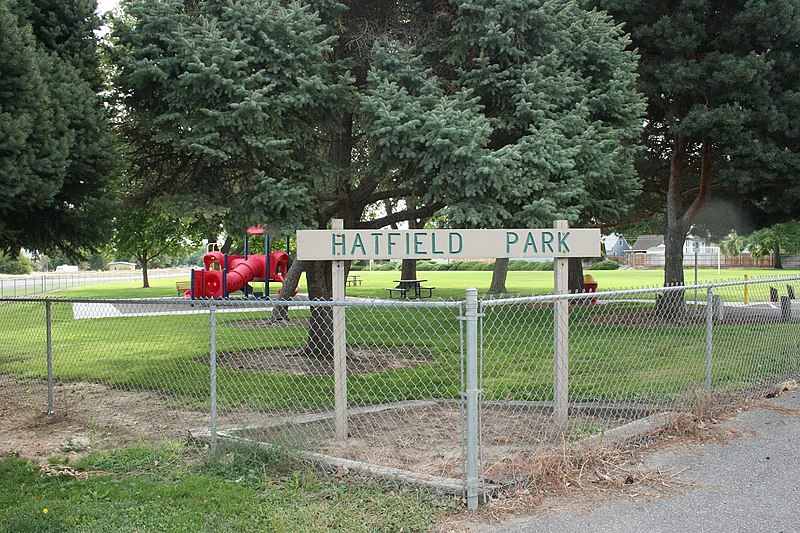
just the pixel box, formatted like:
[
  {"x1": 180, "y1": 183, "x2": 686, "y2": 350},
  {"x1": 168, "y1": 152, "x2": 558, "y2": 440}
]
[
  {"x1": 0, "y1": 0, "x2": 118, "y2": 256},
  {"x1": 590, "y1": 0, "x2": 800, "y2": 309},
  {"x1": 113, "y1": 0, "x2": 644, "y2": 358}
]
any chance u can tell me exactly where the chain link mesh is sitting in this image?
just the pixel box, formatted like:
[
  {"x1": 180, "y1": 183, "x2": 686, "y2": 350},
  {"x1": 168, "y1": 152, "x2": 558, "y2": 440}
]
[{"x1": 1, "y1": 275, "x2": 798, "y2": 497}]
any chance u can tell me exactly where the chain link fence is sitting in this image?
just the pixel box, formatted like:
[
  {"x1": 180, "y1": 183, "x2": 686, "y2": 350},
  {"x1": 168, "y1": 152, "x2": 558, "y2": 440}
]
[
  {"x1": 0, "y1": 269, "x2": 188, "y2": 298},
  {"x1": 1, "y1": 276, "x2": 799, "y2": 505}
]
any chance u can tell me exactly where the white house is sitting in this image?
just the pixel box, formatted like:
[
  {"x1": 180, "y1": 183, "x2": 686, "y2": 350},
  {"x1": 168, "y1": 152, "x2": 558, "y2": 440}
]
[{"x1": 108, "y1": 261, "x2": 137, "y2": 271}]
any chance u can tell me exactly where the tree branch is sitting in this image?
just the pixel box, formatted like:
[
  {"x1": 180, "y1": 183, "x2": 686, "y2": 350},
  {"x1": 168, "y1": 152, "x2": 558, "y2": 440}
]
[
  {"x1": 354, "y1": 202, "x2": 445, "y2": 229},
  {"x1": 682, "y1": 138, "x2": 713, "y2": 226}
]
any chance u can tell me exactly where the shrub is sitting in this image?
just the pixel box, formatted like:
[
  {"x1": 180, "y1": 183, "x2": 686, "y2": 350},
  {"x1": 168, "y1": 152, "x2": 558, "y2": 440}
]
[{"x1": 590, "y1": 260, "x2": 620, "y2": 270}]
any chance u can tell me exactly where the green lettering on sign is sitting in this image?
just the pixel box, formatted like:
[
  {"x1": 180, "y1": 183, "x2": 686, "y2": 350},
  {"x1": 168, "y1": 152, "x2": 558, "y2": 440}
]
[
  {"x1": 558, "y1": 231, "x2": 570, "y2": 253},
  {"x1": 350, "y1": 233, "x2": 366, "y2": 256},
  {"x1": 541, "y1": 231, "x2": 554, "y2": 253},
  {"x1": 371, "y1": 233, "x2": 384, "y2": 255},
  {"x1": 332, "y1": 234, "x2": 345, "y2": 256},
  {"x1": 506, "y1": 232, "x2": 519, "y2": 253},
  {"x1": 431, "y1": 233, "x2": 445, "y2": 255},
  {"x1": 523, "y1": 232, "x2": 538, "y2": 253},
  {"x1": 414, "y1": 232, "x2": 425, "y2": 255},
  {"x1": 387, "y1": 233, "x2": 400, "y2": 255},
  {"x1": 449, "y1": 232, "x2": 463, "y2": 254}
]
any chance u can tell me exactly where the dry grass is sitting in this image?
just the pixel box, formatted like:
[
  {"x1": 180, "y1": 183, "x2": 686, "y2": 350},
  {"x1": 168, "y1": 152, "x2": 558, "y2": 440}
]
[{"x1": 435, "y1": 398, "x2": 779, "y2": 532}]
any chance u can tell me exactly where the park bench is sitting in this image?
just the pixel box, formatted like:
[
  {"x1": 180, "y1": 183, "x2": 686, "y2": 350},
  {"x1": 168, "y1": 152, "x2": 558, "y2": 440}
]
[
  {"x1": 176, "y1": 281, "x2": 191, "y2": 296},
  {"x1": 346, "y1": 275, "x2": 362, "y2": 287},
  {"x1": 417, "y1": 286, "x2": 435, "y2": 298},
  {"x1": 385, "y1": 287, "x2": 408, "y2": 298}
]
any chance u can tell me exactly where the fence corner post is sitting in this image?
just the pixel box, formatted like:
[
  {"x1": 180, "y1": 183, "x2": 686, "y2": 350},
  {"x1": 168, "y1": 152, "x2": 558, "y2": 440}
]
[{"x1": 464, "y1": 287, "x2": 480, "y2": 509}]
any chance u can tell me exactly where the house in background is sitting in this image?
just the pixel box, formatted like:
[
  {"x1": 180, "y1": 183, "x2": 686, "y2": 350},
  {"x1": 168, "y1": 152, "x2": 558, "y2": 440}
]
[
  {"x1": 108, "y1": 261, "x2": 137, "y2": 271},
  {"x1": 630, "y1": 234, "x2": 664, "y2": 253},
  {"x1": 602, "y1": 234, "x2": 631, "y2": 259},
  {"x1": 623, "y1": 234, "x2": 769, "y2": 268}
]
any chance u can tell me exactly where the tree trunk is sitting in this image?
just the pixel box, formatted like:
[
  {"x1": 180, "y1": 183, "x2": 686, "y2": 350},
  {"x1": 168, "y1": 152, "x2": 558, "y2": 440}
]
[
  {"x1": 568, "y1": 258, "x2": 584, "y2": 293},
  {"x1": 301, "y1": 260, "x2": 334, "y2": 360},
  {"x1": 659, "y1": 221, "x2": 687, "y2": 318},
  {"x1": 488, "y1": 258, "x2": 508, "y2": 294},
  {"x1": 400, "y1": 258, "x2": 417, "y2": 283},
  {"x1": 399, "y1": 216, "x2": 422, "y2": 285},
  {"x1": 270, "y1": 259, "x2": 305, "y2": 321},
  {"x1": 773, "y1": 244, "x2": 782, "y2": 269},
  {"x1": 139, "y1": 255, "x2": 150, "y2": 288}
]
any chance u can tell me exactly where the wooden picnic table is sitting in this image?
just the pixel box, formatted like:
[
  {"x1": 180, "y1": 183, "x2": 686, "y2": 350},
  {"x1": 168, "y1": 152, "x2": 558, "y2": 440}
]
[{"x1": 346, "y1": 275, "x2": 362, "y2": 287}]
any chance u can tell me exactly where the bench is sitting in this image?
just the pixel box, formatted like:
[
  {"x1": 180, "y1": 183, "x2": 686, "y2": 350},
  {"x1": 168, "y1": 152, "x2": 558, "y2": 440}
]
[
  {"x1": 385, "y1": 286, "x2": 436, "y2": 299},
  {"x1": 788, "y1": 284, "x2": 796, "y2": 300},
  {"x1": 176, "y1": 281, "x2": 191, "y2": 296},
  {"x1": 385, "y1": 287, "x2": 408, "y2": 298},
  {"x1": 346, "y1": 275, "x2": 363, "y2": 287},
  {"x1": 417, "y1": 286, "x2": 435, "y2": 298}
]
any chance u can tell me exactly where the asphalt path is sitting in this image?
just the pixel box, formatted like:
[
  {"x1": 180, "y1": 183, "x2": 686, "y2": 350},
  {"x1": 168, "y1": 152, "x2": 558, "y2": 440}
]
[{"x1": 473, "y1": 390, "x2": 800, "y2": 533}]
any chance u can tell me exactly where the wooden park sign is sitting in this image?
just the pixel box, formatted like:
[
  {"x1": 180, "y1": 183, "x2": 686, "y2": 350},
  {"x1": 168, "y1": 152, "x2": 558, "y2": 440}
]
[
  {"x1": 296, "y1": 220, "x2": 600, "y2": 445},
  {"x1": 296, "y1": 227, "x2": 601, "y2": 260}
]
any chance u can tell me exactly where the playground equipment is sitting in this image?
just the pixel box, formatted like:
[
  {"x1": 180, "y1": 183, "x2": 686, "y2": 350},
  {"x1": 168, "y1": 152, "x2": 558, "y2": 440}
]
[{"x1": 186, "y1": 226, "x2": 296, "y2": 299}]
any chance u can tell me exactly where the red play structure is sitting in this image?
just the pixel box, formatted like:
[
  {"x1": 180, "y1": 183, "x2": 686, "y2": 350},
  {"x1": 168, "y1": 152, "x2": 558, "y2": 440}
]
[{"x1": 186, "y1": 226, "x2": 296, "y2": 299}]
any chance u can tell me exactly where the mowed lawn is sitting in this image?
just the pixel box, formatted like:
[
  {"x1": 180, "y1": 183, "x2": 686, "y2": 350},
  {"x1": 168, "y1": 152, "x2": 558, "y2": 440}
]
[
  {"x1": 50, "y1": 267, "x2": 800, "y2": 300},
  {"x1": 1, "y1": 267, "x2": 799, "y2": 410},
  {"x1": 2, "y1": 269, "x2": 800, "y2": 531}
]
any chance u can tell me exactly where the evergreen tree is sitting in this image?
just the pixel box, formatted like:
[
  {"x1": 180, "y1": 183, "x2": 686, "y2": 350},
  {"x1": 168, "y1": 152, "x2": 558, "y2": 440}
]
[
  {"x1": 113, "y1": 0, "x2": 643, "y2": 357},
  {"x1": 590, "y1": 0, "x2": 800, "y2": 305},
  {"x1": 0, "y1": 0, "x2": 119, "y2": 256}
]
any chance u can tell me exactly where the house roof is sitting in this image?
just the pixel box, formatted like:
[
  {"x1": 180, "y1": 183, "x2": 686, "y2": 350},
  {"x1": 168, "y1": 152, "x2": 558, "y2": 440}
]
[
  {"x1": 603, "y1": 234, "x2": 629, "y2": 249},
  {"x1": 631, "y1": 235, "x2": 664, "y2": 251}
]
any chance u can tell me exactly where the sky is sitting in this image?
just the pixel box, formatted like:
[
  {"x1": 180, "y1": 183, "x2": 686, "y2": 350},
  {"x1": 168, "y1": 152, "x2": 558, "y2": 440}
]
[{"x1": 96, "y1": 0, "x2": 118, "y2": 15}]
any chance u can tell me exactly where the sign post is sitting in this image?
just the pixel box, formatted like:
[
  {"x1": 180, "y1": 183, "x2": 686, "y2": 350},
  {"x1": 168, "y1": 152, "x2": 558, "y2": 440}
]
[
  {"x1": 553, "y1": 220, "x2": 569, "y2": 429},
  {"x1": 331, "y1": 219, "x2": 348, "y2": 440},
  {"x1": 296, "y1": 225, "x2": 602, "y2": 440}
]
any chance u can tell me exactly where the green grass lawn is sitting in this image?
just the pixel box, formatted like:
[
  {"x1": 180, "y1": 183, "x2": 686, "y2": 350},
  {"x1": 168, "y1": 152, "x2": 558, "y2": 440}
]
[
  {"x1": 0, "y1": 442, "x2": 446, "y2": 532},
  {"x1": 52, "y1": 267, "x2": 800, "y2": 301},
  {"x1": 2, "y1": 268, "x2": 799, "y2": 411},
  {"x1": 2, "y1": 270, "x2": 799, "y2": 530}
]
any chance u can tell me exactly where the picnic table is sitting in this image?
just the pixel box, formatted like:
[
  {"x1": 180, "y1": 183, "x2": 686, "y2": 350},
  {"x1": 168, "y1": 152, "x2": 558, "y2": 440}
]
[
  {"x1": 386, "y1": 279, "x2": 435, "y2": 299},
  {"x1": 346, "y1": 275, "x2": 362, "y2": 287}
]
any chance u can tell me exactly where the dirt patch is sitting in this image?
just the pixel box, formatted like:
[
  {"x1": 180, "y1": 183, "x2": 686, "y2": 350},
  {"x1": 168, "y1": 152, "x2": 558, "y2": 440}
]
[
  {"x1": 0, "y1": 374, "x2": 207, "y2": 463},
  {"x1": 209, "y1": 345, "x2": 434, "y2": 375},
  {"x1": 236, "y1": 402, "x2": 633, "y2": 480}
]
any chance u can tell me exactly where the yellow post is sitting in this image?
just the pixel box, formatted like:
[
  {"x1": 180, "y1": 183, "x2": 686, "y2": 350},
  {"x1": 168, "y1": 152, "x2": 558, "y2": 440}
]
[{"x1": 744, "y1": 274, "x2": 749, "y2": 304}]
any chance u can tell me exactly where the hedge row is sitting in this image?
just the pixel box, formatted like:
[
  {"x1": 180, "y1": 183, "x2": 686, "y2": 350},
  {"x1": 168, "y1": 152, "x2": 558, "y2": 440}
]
[{"x1": 349, "y1": 260, "x2": 556, "y2": 272}]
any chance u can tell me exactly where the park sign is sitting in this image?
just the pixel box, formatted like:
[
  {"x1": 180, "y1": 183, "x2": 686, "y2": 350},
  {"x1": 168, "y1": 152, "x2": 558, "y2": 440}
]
[{"x1": 296, "y1": 227, "x2": 602, "y2": 260}]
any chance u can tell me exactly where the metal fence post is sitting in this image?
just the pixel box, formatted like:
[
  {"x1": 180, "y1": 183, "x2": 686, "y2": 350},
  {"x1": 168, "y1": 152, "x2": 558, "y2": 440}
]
[
  {"x1": 209, "y1": 303, "x2": 218, "y2": 453},
  {"x1": 705, "y1": 287, "x2": 713, "y2": 392},
  {"x1": 464, "y1": 287, "x2": 480, "y2": 509},
  {"x1": 46, "y1": 300, "x2": 53, "y2": 414}
]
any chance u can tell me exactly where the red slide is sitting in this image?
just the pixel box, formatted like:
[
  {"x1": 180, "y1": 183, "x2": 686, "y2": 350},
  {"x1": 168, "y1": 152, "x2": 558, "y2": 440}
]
[
  {"x1": 189, "y1": 251, "x2": 294, "y2": 298},
  {"x1": 191, "y1": 254, "x2": 266, "y2": 298}
]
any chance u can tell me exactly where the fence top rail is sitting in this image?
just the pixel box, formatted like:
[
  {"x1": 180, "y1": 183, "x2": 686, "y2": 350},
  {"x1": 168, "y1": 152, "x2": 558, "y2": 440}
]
[
  {"x1": 2, "y1": 275, "x2": 797, "y2": 308},
  {"x1": 0, "y1": 296, "x2": 463, "y2": 309},
  {"x1": 480, "y1": 275, "x2": 800, "y2": 307}
]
